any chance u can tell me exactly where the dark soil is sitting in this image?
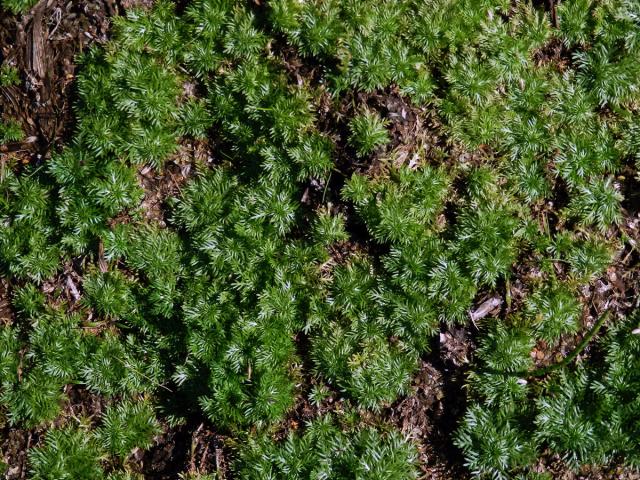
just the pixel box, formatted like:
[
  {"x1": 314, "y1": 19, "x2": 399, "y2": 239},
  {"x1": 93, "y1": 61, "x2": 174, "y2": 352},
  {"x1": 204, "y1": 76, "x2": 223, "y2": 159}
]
[
  {"x1": 138, "y1": 140, "x2": 205, "y2": 228},
  {"x1": 0, "y1": 278, "x2": 13, "y2": 326},
  {"x1": 128, "y1": 419, "x2": 230, "y2": 479},
  {"x1": 40, "y1": 258, "x2": 86, "y2": 308},
  {"x1": 533, "y1": 36, "x2": 575, "y2": 71},
  {"x1": 56, "y1": 385, "x2": 107, "y2": 427},
  {"x1": 389, "y1": 360, "x2": 470, "y2": 480},
  {"x1": 0, "y1": 0, "x2": 114, "y2": 162},
  {"x1": 0, "y1": 427, "x2": 36, "y2": 479}
]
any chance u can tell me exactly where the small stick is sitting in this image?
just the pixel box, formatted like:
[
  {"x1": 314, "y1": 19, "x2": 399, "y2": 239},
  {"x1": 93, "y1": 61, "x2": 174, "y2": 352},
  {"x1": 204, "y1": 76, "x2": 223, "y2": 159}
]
[
  {"x1": 527, "y1": 311, "x2": 610, "y2": 378},
  {"x1": 470, "y1": 296, "x2": 502, "y2": 323}
]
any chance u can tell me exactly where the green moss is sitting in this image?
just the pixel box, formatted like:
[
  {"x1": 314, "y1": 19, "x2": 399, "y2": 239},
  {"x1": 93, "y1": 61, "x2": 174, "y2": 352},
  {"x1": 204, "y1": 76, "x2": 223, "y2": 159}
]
[
  {"x1": 1, "y1": 0, "x2": 639, "y2": 476},
  {"x1": 0, "y1": 0, "x2": 37, "y2": 14}
]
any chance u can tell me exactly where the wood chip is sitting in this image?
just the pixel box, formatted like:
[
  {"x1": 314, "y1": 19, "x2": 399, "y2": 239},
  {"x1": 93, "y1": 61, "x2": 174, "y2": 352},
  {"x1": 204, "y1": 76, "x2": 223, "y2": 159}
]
[
  {"x1": 470, "y1": 296, "x2": 503, "y2": 322},
  {"x1": 65, "y1": 276, "x2": 80, "y2": 301}
]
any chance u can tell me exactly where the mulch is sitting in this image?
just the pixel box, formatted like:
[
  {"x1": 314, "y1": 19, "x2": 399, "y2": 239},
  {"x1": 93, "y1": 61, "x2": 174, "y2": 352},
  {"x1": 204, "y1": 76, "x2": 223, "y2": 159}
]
[{"x1": 0, "y1": 0, "x2": 114, "y2": 161}]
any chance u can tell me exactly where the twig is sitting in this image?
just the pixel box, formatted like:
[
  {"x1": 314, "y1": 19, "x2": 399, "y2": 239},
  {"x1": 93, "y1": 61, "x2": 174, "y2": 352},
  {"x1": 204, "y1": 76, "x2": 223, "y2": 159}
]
[
  {"x1": 321, "y1": 172, "x2": 332, "y2": 204},
  {"x1": 482, "y1": 311, "x2": 611, "y2": 379},
  {"x1": 470, "y1": 296, "x2": 502, "y2": 323},
  {"x1": 66, "y1": 276, "x2": 81, "y2": 301},
  {"x1": 189, "y1": 422, "x2": 204, "y2": 472},
  {"x1": 527, "y1": 311, "x2": 610, "y2": 378},
  {"x1": 47, "y1": 7, "x2": 62, "y2": 40}
]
